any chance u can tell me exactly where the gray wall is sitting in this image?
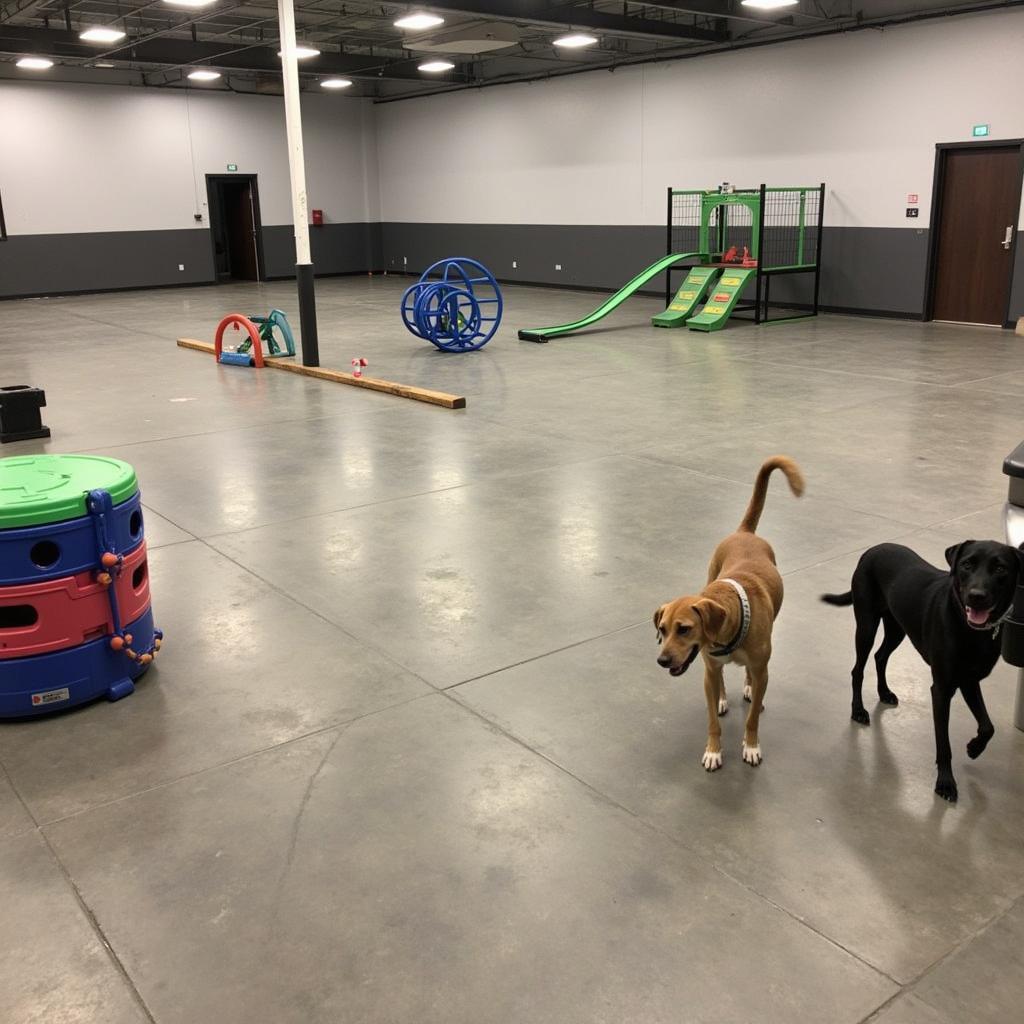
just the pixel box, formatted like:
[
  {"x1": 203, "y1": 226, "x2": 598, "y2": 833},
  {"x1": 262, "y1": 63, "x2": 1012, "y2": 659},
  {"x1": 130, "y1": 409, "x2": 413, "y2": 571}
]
[
  {"x1": 0, "y1": 230, "x2": 213, "y2": 297},
  {"x1": 0, "y1": 82, "x2": 379, "y2": 298},
  {"x1": 2, "y1": 12, "x2": 1022, "y2": 321},
  {"x1": 1011, "y1": 235, "x2": 1024, "y2": 326},
  {"x1": 0, "y1": 225, "x2": 380, "y2": 299},
  {"x1": 379, "y1": 223, "x2": 931, "y2": 318},
  {"x1": 263, "y1": 223, "x2": 380, "y2": 280},
  {"x1": 0, "y1": 221, "x2": 1012, "y2": 324}
]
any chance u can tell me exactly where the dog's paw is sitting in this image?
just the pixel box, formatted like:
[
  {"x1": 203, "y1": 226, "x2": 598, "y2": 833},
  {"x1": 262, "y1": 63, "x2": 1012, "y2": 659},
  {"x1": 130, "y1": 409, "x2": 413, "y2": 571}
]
[
  {"x1": 718, "y1": 697, "x2": 729, "y2": 716},
  {"x1": 701, "y1": 749, "x2": 724, "y2": 772},
  {"x1": 742, "y1": 685, "x2": 765, "y2": 710},
  {"x1": 851, "y1": 706, "x2": 870, "y2": 726},
  {"x1": 966, "y1": 729, "x2": 994, "y2": 760},
  {"x1": 742, "y1": 741, "x2": 763, "y2": 767},
  {"x1": 878, "y1": 689, "x2": 899, "y2": 706},
  {"x1": 935, "y1": 775, "x2": 958, "y2": 803}
]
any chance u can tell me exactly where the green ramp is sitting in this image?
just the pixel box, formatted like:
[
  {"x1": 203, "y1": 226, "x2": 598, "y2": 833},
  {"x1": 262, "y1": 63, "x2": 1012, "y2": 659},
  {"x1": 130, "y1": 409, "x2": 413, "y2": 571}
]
[
  {"x1": 518, "y1": 252, "x2": 702, "y2": 343},
  {"x1": 651, "y1": 266, "x2": 721, "y2": 328},
  {"x1": 685, "y1": 268, "x2": 756, "y2": 333}
]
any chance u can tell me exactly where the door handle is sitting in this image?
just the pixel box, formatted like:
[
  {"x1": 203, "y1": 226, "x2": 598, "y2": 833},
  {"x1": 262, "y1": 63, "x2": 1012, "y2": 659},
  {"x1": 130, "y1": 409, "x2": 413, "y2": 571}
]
[{"x1": 1003, "y1": 226, "x2": 1014, "y2": 250}]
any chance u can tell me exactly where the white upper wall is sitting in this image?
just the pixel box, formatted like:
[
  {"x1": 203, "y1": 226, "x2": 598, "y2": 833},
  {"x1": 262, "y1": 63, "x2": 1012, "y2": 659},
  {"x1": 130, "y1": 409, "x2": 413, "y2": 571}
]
[
  {"x1": 0, "y1": 82, "x2": 377, "y2": 234},
  {"x1": 375, "y1": 8, "x2": 1024, "y2": 229},
  {"x1": 2, "y1": 9, "x2": 1022, "y2": 237}
]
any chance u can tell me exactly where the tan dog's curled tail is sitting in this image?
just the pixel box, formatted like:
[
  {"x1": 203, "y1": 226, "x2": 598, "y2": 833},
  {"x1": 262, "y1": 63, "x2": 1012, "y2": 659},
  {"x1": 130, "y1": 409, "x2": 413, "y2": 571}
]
[{"x1": 738, "y1": 455, "x2": 805, "y2": 534}]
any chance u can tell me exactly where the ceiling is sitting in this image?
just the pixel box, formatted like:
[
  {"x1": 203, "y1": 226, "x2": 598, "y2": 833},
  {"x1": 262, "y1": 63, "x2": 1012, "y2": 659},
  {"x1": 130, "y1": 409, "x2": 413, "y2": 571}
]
[{"x1": 0, "y1": 1, "x2": 1018, "y2": 102}]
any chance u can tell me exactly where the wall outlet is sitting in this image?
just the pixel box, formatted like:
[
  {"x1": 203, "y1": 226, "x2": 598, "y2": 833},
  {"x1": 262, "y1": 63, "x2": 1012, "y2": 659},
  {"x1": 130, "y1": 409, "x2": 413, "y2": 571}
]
[
  {"x1": 555, "y1": 264, "x2": 562, "y2": 271},
  {"x1": 178, "y1": 264, "x2": 185, "y2": 271},
  {"x1": 512, "y1": 260, "x2": 517, "y2": 269}
]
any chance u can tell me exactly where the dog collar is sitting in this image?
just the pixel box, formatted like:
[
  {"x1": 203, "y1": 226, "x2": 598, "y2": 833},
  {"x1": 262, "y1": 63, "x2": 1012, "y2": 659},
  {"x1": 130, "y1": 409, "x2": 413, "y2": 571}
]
[
  {"x1": 988, "y1": 607, "x2": 1012, "y2": 639},
  {"x1": 709, "y1": 578, "x2": 750, "y2": 657}
]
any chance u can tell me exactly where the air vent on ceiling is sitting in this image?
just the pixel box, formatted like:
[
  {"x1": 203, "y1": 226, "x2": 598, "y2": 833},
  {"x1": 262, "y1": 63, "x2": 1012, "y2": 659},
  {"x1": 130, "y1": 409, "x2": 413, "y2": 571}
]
[{"x1": 404, "y1": 23, "x2": 522, "y2": 55}]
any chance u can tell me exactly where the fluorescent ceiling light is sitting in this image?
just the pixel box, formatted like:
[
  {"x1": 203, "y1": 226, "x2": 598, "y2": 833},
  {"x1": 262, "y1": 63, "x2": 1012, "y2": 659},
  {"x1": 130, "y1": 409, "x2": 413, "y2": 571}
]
[
  {"x1": 94, "y1": 62, "x2": 116, "y2": 68},
  {"x1": 418, "y1": 60, "x2": 454, "y2": 72},
  {"x1": 16, "y1": 56, "x2": 54, "y2": 69},
  {"x1": 553, "y1": 33, "x2": 598, "y2": 48},
  {"x1": 740, "y1": 0, "x2": 799, "y2": 9},
  {"x1": 277, "y1": 45, "x2": 321, "y2": 59},
  {"x1": 80, "y1": 27, "x2": 126, "y2": 43},
  {"x1": 188, "y1": 69, "x2": 221, "y2": 81},
  {"x1": 163, "y1": 0, "x2": 216, "y2": 7},
  {"x1": 394, "y1": 13, "x2": 444, "y2": 30},
  {"x1": 320, "y1": 78, "x2": 353, "y2": 89}
]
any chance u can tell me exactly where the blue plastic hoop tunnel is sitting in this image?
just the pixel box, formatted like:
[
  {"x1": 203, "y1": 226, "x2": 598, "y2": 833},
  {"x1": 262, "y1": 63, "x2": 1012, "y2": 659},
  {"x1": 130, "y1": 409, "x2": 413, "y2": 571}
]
[{"x1": 401, "y1": 258, "x2": 503, "y2": 352}]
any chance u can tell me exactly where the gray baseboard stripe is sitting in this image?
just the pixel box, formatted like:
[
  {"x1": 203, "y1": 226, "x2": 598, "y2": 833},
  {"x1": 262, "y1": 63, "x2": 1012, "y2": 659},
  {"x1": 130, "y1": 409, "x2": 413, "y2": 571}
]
[{"x1": 5, "y1": 221, "x2": 1016, "y2": 324}]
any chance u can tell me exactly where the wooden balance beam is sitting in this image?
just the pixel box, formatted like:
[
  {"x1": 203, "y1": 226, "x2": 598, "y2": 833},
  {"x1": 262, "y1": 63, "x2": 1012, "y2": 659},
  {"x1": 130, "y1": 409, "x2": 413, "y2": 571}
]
[{"x1": 176, "y1": 339, "x2": 466, "y2": 410}]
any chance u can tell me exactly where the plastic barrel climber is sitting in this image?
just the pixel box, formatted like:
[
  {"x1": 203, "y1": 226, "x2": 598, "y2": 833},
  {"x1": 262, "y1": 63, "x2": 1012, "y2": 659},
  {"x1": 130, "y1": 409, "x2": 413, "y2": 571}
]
[
  {"x1": 400, "y1": 258, "x2": 503, "y2": 352},
  {"x1": 0, "y1": 454, "x2": 163, "y2": 717}
]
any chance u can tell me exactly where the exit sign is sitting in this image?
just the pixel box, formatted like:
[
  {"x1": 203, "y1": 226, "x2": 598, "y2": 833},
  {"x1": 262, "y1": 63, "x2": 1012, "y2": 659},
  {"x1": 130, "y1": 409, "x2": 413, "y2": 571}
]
[
  {"x1": 972, "y1": 124, "x2": 990, "y2": 137},
  {"x1": 226, "y1": 163, "x2": 238, "y2": 171}
]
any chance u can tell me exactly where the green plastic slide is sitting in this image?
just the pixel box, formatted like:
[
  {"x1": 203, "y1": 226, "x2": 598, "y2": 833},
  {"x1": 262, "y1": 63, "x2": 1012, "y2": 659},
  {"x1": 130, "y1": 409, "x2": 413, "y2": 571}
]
[
  {"x1": 651, "y1": 266, "x2": 722, "y2": 327},
  {"x1": 686, "y1": 268, "x2": 757, "y2": 332},
  {"x1": 517, "y1": 252, "x2": 702, "y2": 342}
]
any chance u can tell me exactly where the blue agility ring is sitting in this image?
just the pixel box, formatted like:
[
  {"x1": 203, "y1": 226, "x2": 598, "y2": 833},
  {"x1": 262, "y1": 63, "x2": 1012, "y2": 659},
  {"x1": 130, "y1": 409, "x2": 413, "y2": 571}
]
[{"x1": 400, "y1": 257, "x2": 503, "y2": 352}]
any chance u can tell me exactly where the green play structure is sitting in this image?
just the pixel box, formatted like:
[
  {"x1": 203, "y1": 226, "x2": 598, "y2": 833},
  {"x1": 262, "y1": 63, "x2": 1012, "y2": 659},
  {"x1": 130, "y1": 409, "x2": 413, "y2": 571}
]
[
  {"x1": 518, "y1": 183, "x2": 825, "y2": 343},
  {"x1": 236, "y1": 308, "x2": 297, "y2": 358}
]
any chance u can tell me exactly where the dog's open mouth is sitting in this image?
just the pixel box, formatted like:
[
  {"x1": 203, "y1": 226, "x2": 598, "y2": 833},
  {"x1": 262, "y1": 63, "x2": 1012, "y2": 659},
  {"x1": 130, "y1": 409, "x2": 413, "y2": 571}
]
[
  {"x1": 669, "y1": 646, "x2": 700, "y2": 676},
  {"x1": 965, "y1": 605, "x2": 992, "y2": 629}
]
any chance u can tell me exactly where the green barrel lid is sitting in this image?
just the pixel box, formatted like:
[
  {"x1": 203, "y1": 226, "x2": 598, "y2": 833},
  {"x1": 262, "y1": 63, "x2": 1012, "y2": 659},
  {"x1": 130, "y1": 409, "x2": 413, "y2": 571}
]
[{"x1": 0, "y1": 454, "x2": 139, "y2": 529}]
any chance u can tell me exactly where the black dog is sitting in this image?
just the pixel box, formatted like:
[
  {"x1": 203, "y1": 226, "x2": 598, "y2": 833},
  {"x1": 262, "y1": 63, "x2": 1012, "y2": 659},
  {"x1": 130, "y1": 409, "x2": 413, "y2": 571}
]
[{"x1": 823, "y1": 540, "x2": 1022, "y2": 802}]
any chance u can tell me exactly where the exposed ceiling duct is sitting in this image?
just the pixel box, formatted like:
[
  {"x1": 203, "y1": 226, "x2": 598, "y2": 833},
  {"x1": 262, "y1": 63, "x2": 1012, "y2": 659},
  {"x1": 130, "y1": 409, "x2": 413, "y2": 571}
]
[{"x1": 402, "y1": 23, "x2": 523, "y2": 55}]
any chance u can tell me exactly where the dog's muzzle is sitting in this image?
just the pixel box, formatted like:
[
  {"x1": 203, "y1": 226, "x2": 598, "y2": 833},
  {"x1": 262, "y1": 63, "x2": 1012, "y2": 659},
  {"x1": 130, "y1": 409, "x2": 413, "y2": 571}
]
[
  {"x1": 663, "y1": 645, "x2": 700, "y2": 677},
  {"x1": 961, "y1": 587, "x2": 997, "y2": 630},
  {"x1": 965, "y1": 604, "x2": 993, "y2": 629}
]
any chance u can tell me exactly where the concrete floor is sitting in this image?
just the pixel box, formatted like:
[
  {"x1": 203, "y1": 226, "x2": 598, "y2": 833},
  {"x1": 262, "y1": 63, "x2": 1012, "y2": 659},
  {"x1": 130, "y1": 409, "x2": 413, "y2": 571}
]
[{"x1": 2, "y1": 276, "x2": 1023, "y2": 1024}]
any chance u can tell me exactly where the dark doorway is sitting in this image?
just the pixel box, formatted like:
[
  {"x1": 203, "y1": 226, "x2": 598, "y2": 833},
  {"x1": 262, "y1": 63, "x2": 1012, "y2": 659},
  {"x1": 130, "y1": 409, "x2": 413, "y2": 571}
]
[
  {"x1": 206, "y1": 174, "x2": 264, "y2": 282},
  {"x1": 927, "y1": 141, "x2": 1023, "y2": 326}
]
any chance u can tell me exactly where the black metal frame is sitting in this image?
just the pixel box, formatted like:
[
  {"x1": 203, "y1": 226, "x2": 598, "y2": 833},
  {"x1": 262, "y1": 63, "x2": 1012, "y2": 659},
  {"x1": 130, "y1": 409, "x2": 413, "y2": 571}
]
[
  {"x1": 664, "y1": 183, "x2": 826, "y2": 325},
  {"x1": 0, "y1": 185, "x2": 7, "y2": 242},
  {"x1": 204, "y1": 173, "x2": 266, "y2": 283},
  {"x1": 747, "y1": 182, "x2": 826, "y2": 325},
  {"x1": 923, "y1": 138, "x2": 1024, "y2": 329}
]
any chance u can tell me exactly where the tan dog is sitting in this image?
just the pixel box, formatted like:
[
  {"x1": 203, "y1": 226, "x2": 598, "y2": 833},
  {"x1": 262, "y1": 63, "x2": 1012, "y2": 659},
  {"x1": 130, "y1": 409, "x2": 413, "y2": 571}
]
[{"x1": 653, "y1": 456, "x2": 804, "y2": 771}]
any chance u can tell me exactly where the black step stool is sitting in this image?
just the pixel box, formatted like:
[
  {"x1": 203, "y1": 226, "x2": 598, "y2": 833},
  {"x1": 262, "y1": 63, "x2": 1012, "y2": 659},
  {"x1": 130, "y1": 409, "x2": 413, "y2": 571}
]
[{"x1": 0, "y1": 385, "x2": 52, "y2": 443}]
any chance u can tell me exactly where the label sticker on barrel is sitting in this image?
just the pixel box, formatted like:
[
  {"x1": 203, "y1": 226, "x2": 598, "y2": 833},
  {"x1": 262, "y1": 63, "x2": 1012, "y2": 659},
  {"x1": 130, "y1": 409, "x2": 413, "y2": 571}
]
[{"x1": 31, "y1": 687, "x2": 70, "y2": 707}]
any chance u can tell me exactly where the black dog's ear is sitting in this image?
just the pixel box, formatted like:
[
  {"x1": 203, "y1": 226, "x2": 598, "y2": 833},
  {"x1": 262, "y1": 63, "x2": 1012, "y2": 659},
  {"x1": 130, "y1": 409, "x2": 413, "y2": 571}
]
[
  {"x1": 653, "y1": 606, "x2": 664, "y2": 641},
  {"x1": 945, "y1": 541, "x2": 975, "y2": 572}
]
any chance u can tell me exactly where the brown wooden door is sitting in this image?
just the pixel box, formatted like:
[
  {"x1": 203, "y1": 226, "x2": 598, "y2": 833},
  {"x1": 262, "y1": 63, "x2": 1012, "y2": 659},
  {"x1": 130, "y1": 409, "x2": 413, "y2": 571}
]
[
  {"x1": 932, "y1": 146, "x2": 1020, "y2": 325},
  {"x1": 225, "y1": 181, "x2": 260, "y2": 281}
]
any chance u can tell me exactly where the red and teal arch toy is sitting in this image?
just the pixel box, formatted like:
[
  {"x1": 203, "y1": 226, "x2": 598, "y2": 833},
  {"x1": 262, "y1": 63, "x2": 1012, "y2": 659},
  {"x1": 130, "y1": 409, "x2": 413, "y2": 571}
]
[{"x1": 0, "y1": 454, "x2": 163, "y2": 717}]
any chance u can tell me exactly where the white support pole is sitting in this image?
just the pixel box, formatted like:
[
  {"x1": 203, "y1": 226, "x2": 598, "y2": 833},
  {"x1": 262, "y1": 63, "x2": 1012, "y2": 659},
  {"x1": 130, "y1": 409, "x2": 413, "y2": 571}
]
[{"x1": 277, "y1": 0, "x2": 319, "y2": 365}]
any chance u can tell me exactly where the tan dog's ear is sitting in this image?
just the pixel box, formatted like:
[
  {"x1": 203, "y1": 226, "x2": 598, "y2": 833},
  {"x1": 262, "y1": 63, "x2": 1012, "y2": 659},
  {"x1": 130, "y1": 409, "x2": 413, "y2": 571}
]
[
  {"x1": 653, "y1": 605, "x2": 665, "y2": 640},
  {"x1": 693, "y1": 599, "x2": 726, "y2": 641}
]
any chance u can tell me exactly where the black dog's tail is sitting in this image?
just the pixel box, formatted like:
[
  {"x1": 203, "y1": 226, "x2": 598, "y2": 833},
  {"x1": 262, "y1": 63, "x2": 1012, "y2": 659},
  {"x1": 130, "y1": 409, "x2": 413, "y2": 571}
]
[{"x1": 821, "y1": 591, "x2": 853, "y2": 607}]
